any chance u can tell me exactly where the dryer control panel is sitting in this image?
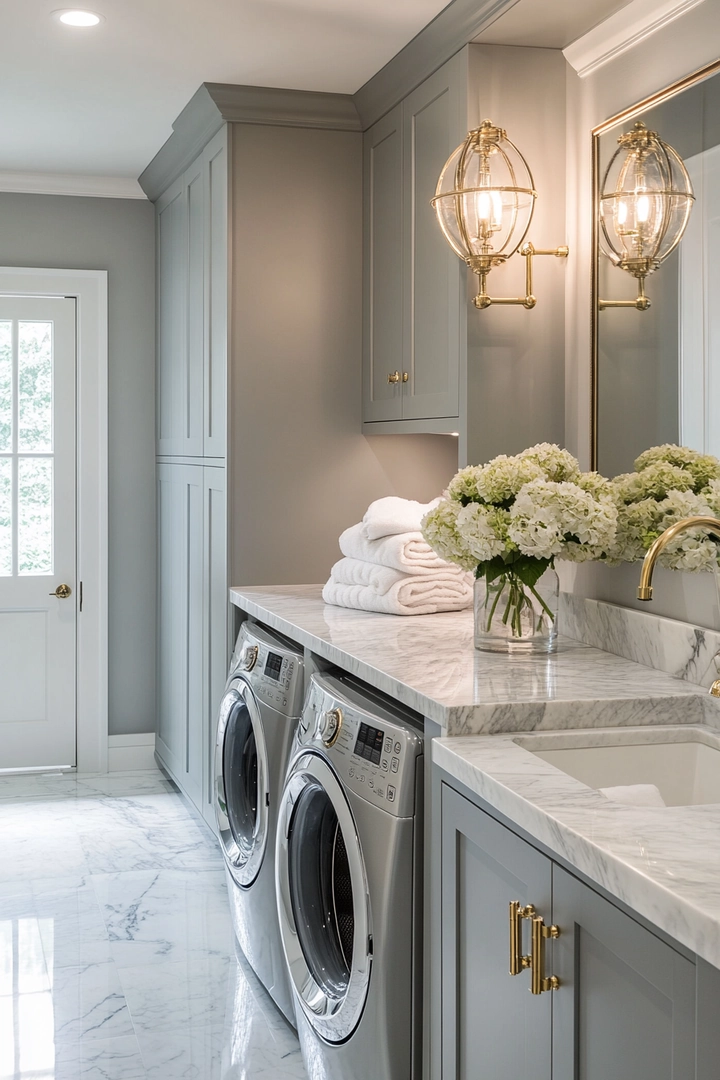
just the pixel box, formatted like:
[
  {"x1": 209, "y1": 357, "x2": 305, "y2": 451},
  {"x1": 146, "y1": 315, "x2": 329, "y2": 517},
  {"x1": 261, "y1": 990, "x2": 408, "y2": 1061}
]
[
  {"x1": 231, "y1": 622, "x2": 304, "y2": 718},
  {"x1": 298, "y1": 673, "x2": 422, "y2": 818}
]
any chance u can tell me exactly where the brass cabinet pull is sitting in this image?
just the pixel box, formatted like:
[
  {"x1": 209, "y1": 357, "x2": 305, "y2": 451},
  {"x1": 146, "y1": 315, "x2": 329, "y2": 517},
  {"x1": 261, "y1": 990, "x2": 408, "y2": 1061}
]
[
  {"x1": 402, "y1": 371, "x2": 409, "y2": 383},
  {"x1": 509, "y1": 901, "x2": 534, "y2": 976},
  {"x1": 49, "y1": 584, "x2": 72, "y2": 599},
  {"x1": 531, "y1": 914, "x2": 560, "y2": 994},
  {"x1": 388, "y1": 371, "x2": 401, "y2": 384}
]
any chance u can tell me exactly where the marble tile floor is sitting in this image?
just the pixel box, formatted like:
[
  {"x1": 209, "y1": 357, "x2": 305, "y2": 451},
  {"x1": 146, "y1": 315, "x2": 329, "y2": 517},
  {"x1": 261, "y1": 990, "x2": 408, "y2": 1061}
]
[{"x1": 0, "y1": 769, "x2": 307, "y2": 1080}]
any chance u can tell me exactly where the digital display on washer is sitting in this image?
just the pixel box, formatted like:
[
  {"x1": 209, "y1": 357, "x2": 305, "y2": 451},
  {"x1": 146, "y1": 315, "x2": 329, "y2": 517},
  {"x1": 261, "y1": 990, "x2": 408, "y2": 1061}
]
[
  {"x1": 354, "y1": 722, "x2": 384, "y2": 765},
  {"x1": 264, "y1": 651, "x2": 283, "y2": 681}
]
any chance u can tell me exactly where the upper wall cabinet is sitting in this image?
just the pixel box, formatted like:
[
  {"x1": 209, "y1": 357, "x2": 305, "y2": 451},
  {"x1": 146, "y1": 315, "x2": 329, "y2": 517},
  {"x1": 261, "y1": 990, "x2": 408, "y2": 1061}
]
[
  {"x1": 157, "y1": 129, "x2": 227, "y2": 459},
  {"x1": 362, "y1": 53, "x2": 467, "y2": 430}
]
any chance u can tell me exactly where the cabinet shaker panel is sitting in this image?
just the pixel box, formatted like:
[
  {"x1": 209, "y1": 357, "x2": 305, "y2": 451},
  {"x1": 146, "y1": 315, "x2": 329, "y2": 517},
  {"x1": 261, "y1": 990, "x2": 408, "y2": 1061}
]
[
  {"x1": 204, "y1": 131, "x2": 227, "y2": 458},
  {"x1": 440, "y1": 785, "x2": 552, "y2": 1080},
  {"x1": 156, "y1": 463, "x2": 204, "y2": 809},
  {"x1": 202, "y1": 465, "x2": 227, "y2": 825},
  {"x1": 185, "y1": 159, "x2": 205, "y2": 456},
  {"x1": 362, "y1": 104, "x2": 404, "y2": 422},
  {"x1": 402, "y1": 61, "x2": 464, "y2": 421},
  {"x1": 156, "y1": 178, "x2": 187, "y2": 455},
  {"x1": 552, "y1": 865, "x2": 696, "y2": 1080}
]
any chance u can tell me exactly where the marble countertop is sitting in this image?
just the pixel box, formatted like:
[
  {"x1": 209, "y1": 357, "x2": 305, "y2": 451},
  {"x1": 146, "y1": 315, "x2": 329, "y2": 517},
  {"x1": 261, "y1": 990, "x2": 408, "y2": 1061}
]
[
  {"x1": 434, "y1": 729, "x2": 720, "y2": 968},
  {"x1": 230, "y1": 585, "x2": 713, "y2": 734}
]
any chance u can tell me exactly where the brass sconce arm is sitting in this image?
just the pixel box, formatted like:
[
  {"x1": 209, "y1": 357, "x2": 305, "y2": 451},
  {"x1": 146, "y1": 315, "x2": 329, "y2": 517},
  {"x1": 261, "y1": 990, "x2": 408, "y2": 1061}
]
[
  {"x1": 637, "y1": 515, "x2": 720, "y2": 600},
  {"x1": 472, "y1": 242, "x2": 569, "y2": 310},
  {"x1": 599, "y1": 275, "x2": 651, "y2": 311}
]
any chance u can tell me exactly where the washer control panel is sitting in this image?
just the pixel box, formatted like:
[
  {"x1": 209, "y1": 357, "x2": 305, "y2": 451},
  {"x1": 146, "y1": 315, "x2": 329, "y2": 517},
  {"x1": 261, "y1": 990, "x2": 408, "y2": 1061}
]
[
  {"x1": 299, "y1": 673, "x2": 422, "y2": 818},
  {"x1": 231, "y1": 623, "x2": 304, "y2": 718}
]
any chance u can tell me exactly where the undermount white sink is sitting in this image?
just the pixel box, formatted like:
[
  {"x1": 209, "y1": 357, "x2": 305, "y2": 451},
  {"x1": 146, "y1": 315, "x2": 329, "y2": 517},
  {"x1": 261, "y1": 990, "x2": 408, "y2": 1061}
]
[{"x1": 515, "y1": 727, "x2": 720, "y2": 807}]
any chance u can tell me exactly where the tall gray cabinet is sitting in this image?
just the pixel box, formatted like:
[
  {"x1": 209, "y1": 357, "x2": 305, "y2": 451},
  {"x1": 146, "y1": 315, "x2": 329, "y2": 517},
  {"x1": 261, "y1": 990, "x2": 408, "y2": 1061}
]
[{"x1": 434, "y1": 770, "x2": 720, "y2": 1080}]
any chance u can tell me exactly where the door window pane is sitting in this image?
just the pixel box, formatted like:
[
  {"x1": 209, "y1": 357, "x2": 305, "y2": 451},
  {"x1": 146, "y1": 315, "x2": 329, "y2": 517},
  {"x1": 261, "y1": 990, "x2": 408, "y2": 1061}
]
[
  {"x1": 18, "y1": 458, "x2": 52, "y2": 575},
  {"x1": 18, "y1": 322, "x2": 53, "y2": 452},
  {"x1": 0, "y1": 459, "x2": 10, "y2": 576},
  {"x1": 0, "y1": 322, "x2": 10, "y2": 453}
]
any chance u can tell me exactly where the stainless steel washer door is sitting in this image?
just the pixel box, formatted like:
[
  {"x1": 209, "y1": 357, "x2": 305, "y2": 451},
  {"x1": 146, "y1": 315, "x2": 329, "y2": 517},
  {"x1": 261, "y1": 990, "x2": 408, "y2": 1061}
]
[
  {"x1": 215, "y1": 678, "x2": 269, "y2": 888},
  {"x1": 276, "y1": 751, "x2": 372, "y2": 1044}
]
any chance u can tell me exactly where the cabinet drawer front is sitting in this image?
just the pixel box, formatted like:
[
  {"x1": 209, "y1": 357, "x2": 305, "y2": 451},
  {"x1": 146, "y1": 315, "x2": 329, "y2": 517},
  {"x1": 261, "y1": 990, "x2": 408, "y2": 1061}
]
[
  {"x1": 552, "y1": 866, "x2": 696, "y2": 1080},
  {"x1": 440, "y1": 784, "x2": 552, "y2": 1080}
]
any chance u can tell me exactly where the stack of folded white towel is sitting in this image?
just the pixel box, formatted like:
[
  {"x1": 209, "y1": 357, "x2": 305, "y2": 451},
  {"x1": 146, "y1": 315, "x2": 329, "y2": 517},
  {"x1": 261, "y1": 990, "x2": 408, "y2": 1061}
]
[{"x1": 322, "y1": 496, "x2": 474, "y2": 616}]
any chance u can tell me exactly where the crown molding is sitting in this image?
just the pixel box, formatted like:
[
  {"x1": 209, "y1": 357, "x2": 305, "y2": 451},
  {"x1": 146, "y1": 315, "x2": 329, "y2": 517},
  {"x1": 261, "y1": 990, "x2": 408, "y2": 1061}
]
[
  {"x1": 563, "y1": 0, "x2": 708, "y2": 79},
  {"x1": 139, "y1": 81, "x2": 360, "y2": 201},
  {"x1": 352, "y1": 0, "x2": 520, "y2": 129},
  {"x1": 0, "y1": 171, "x2": 146, "y2": 200}
]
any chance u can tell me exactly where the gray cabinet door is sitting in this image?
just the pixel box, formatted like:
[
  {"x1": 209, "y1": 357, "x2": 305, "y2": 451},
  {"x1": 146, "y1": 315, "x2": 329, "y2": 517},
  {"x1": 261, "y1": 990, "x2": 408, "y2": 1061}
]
[
  {"x1": 401, "y1": 57, "x2": 465, "y2": 421},
  {"x1": 201, "y1": 465, "x2": 227, "y2": 826},
  {"x1": 440, "y1": 784, "x2": 552, "y2": 1080},
  {"x1": 203, "y1": 129, "x2": 227, "y2": 459},
  {"x1": 156, "y1": 176, "x2": 188, "y2": 456},
  {"x1": 552, "y1": 865, "x2": 696, "y2": 1080},
  {"x1": 156, "y1": 463, "x2": 204, "y2": 808},
  {"x1": 363, "y1": 104, "x2": 404, "y2": 422}
]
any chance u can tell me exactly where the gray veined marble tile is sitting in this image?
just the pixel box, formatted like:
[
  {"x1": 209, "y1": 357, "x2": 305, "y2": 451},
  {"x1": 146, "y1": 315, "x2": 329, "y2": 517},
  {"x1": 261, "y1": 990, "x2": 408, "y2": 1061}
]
[
  {"x1": 76, "y1": 772, "x2": 177, "y2": 798},
  {"x1": 53, "y1": 1034, "x2": 147, "y2": 1079},
  {"x1": 117, "y1": 954, "x2": 234, "y2": 1035},
  {"x1": 91, "y1": 869, "x2": 233, "y2": 968},
  {"x1": 77, "y1": 821, "x2": 223, "y2": 874},
  {"x1": 53, "y1": 960, "x2": 135, "y2": 1042}
]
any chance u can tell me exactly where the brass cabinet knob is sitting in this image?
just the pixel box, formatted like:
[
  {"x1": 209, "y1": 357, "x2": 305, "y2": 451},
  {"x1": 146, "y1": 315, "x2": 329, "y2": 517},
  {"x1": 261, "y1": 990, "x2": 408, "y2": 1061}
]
[
  {"x1": 49, "y1": 584, "x2": 72, "y2": 599},
  {"x1": 402, "y1": 372, "x2": 409, "y2": 383},
  {"x1": 388, "y1": 371, "x2": 401, "y2": 384}
]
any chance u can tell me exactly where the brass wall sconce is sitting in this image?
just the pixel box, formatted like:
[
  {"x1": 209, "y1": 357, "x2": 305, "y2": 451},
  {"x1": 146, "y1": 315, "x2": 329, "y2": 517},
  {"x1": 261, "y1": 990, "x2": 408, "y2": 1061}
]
[
  {"x1": 599, "y1": 121, "x2": 694, "y2": 311},
  {"x1": 431, "y1": 120, "x2": 568, "y2": 310}
]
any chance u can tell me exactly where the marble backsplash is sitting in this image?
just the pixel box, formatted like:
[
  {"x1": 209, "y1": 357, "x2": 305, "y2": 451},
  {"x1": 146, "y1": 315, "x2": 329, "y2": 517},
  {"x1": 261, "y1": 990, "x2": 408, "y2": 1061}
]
[{"x1": 560, "y1": 592, "x2": 720, "y2": 689}]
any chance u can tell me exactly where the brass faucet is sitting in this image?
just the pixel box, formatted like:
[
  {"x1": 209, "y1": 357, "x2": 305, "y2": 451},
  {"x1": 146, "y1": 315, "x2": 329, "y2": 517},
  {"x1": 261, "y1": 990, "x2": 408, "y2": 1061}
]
[{"x1": 637, "y1": 515, "x2": 720, "y2": 600}]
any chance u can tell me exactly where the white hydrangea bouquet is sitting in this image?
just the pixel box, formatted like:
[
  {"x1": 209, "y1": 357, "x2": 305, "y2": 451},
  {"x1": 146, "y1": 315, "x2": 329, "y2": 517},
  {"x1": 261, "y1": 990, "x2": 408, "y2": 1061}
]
[
  {"x1": 608, "y1": 444, "x2": 720, "y2": 571},
  {"x1": 421, "y1": 444, "x2": 618, "y2": 653}
]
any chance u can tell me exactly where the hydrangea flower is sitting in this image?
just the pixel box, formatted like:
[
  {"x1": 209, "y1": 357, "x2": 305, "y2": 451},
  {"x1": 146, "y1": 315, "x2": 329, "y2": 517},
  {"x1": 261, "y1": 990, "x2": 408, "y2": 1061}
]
[
  {"x1": 634, "y1": 444, "x2": 720, "y2": 492},
  {"x1": 474, "y1": 455, "x2": 545, "y2": 504},
  {"x1": 456, "y1": 503, "x2": 511, "y2": 563},
  {"x1": 519, "y1": 443, "x2": 582, "y2": 483},
  {"x1": 508, "y1": 480, "x2": 617, "y2": 562},
  {"x1": 420, "y1": 501, "x2": 477, "y2": 572}
]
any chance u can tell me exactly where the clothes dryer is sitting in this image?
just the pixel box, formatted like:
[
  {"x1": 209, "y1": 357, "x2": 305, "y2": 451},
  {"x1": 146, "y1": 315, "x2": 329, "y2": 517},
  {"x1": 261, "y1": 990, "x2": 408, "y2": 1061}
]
[
  {"x1": 215, "y1": 621, "x2": 304, "y2": 1024},
  {"x1": 276, "y1": 672, "x2": 424, "y2": 1080}
]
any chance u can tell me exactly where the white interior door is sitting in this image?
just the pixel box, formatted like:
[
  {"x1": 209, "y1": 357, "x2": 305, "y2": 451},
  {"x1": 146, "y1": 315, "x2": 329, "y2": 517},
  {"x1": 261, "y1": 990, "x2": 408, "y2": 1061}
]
[{"x1": 0, "y1": 297, "x2": 77, "y2": 769}]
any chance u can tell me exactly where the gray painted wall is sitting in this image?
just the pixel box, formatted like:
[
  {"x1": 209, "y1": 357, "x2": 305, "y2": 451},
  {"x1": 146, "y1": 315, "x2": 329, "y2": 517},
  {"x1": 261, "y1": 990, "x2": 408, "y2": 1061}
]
[
  {"x1": 0, "y1": 192, "x2": 156, "y2": 734},
  {"x1": 228, "y1": 123, "x2": 458, "y2": 587},
  {"x1": 564, "y1": 0, "x2": 720, "y2": 628}
]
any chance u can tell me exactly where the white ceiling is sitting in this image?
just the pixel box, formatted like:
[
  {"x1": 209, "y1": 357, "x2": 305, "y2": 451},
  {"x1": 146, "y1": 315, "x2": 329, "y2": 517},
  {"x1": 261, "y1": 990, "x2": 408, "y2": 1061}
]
[
  {"x1": 474, "y1": 0, "x2": 636, "y2": 49},
  {"x1": 0, "y1": 0, "x2": 452, "y2": 179}
]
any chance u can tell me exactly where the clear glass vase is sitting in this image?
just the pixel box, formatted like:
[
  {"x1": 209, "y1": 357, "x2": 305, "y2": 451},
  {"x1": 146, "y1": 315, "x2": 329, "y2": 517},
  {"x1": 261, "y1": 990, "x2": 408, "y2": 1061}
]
[{"x1": 473, "y1": 567, "x2": 559, "y2": 654}]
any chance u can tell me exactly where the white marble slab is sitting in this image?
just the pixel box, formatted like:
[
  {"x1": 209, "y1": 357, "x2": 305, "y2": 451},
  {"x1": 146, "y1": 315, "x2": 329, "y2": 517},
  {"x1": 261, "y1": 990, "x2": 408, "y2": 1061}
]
[
  {"x1": 230, "y1": 585, "x2": 713, "y2": 734},
  {"x1": 433, "y1": 728, "x2": 720, "y2": 969},
  {"x1": 561, "y1": 592, "x2": 720, "y2": 688}
]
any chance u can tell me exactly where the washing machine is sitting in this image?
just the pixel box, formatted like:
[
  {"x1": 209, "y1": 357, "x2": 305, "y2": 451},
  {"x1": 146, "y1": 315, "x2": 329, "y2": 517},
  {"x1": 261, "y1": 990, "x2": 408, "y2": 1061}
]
[
  {"x1": 275, "y1": 671, "x2": 424, "y2": 1080},
  {"x1": 214, "y1": 620, "x2": 304, "y2": 1025}
]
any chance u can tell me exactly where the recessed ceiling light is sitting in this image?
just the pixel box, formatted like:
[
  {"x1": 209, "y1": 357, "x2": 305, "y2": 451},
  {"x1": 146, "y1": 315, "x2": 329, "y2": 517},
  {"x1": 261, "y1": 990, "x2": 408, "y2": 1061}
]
[{"x1": 54, "y1": 9, "x2": 104, "y2": 26}]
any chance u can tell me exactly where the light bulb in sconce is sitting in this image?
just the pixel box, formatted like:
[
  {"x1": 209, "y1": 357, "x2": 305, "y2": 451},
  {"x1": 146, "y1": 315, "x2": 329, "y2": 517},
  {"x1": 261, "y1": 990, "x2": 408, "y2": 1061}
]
[
  {"x1": 599, "y1": 121, "x2": 694, "y2": 311},
  {"x1": 431, "y1": 119, "x2": 568, "y2": 311}
]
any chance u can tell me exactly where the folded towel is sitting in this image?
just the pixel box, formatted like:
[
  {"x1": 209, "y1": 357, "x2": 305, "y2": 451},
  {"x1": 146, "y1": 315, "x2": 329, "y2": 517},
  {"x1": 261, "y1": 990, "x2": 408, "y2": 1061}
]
[
  {"x1": 599, "y1": 784, "x2": 666, "y2": 807},
  {"x1": 340, "y1": 523, "x2": 447, "y2": 573},
  {"x1": 361, "y1": 496, "x2": 441, "y2": 540},
  {"x1": 322, "y1": 572, "x2": 472, "y2": 616},
  {"x1": 330, "y1": 556, "x2": 471, "y2": 595}
]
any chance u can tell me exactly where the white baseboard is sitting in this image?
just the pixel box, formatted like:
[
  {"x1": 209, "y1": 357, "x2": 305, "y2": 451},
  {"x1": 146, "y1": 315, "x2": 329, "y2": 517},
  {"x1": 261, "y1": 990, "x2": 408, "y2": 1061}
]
[{"x1": 107, "y1": 733, "x2": 157, "y2": 772}]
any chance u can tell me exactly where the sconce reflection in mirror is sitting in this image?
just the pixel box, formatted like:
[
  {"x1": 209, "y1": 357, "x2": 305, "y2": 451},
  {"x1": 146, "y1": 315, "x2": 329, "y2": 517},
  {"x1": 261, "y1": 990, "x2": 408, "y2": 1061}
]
[
  {"x1": 599, "y1": 121, "x2": 695, "y2": 311},
  {"x1": 432, "y1": 120, "x2": 568, "y2": 310}
]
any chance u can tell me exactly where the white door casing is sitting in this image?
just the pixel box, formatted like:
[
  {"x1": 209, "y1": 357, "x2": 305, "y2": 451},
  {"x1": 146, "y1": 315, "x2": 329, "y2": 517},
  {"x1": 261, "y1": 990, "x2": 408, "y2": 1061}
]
[{"x1": 0, "y1": 268, "x2": 108, "y2": 773}]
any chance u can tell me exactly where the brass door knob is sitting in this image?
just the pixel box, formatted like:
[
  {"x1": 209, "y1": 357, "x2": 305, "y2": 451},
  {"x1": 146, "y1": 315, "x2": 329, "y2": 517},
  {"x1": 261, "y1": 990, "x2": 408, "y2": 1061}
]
[
  {"x1": 49, "y1": 584, "x2": 72, "y2": 599},
  {"x1": 387, "y1": 371, "x2": 400, "y2": 384}
]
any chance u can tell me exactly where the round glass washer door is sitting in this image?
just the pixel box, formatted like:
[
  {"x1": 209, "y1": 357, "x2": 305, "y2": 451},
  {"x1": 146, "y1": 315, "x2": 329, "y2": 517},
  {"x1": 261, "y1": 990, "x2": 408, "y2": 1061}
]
[
  {"x1": 276, "y1": 751, "x2": 371, "y2": 1044},
  {"x1": 214, "y1": 677, "x2": 269, "y2": 888}
]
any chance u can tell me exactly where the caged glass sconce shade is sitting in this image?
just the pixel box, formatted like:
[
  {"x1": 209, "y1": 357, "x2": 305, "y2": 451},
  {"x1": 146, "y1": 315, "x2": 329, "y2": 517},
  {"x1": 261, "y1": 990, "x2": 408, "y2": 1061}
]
[
  {"x1": 432, "y1": 119, "x2": 568, "y2": 310},
  {"x1": 599, "y1": 121, "x2": 694, "y2": 311}
]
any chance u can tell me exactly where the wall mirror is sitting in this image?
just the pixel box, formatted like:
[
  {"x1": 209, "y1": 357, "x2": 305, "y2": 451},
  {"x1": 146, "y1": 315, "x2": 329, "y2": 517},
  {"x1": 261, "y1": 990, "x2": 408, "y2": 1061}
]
[{"x1": 593, "y1": 59, "x2": 720, "y2": 475}]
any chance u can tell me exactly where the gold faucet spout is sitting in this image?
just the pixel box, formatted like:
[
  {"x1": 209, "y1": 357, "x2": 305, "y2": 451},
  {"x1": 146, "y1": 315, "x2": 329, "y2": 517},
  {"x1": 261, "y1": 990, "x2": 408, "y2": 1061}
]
[{"x1": 637, "y1": 515, "x2": 720, "y2": 600}]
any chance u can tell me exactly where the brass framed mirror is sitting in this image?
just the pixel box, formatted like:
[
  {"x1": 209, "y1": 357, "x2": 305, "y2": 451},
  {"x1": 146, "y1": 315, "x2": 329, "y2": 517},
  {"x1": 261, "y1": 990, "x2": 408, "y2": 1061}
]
[{"x1": 592, "y1": 57, "x2": 720, "y2": 474}]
